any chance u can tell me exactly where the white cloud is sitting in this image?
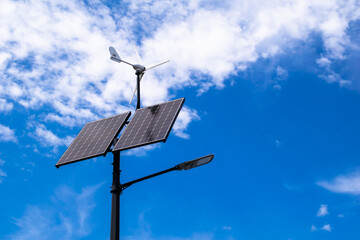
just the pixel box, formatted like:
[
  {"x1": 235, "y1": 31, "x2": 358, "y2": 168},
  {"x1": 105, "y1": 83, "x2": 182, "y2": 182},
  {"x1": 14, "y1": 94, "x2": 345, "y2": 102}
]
[
  {"x1": 319, "y1": 72, "x2": 352, "y2": 87},
  {"x1": 271, "y1": 66, "x2": 288, "y2": 90},
  {"x1": 0, "y1": 167, "x2": 7, "y2": 183},
  {"x1": 32, "y1": 124, "x2": 73, "y2": 150},
  {"x1": 173, "y1": 107, "x2": 200, "y2": 139},
  {"x1": 0, "y1": 159, "x2": 5, "y2": 183},
  {"x1": 123, "y1": 144, "x2": 161, "y2": 157},
  {"x1": 316, "y1": 204, "x2": 329, "y2": 217},
  {"x1": 276, "y1": 66, "x2": 288, "y2": 81},
  {"x1": 1, "y1": 0, "x2": 360, "y2": 140},
  {"x1": 222, "y1": 226, "x2": 232, "y2": 231},
  {"x1": 0, "y1": 98, "x2": 13, "y2": 112},
  {"x1": 310, "y1": 225, "x2": 317, "y2": 232},
  {"x1": 0, "y1": 0, "x2": 130, "y2": 121},
  {"x1": 316, "y1": 56, "x2": 331, "y2": 68},
  {"x1": 125, "y1": 231, "x2": 215, "y2": 240},
  {"x1": 273, "y1": 84, "x2": 282, "y2": 90},
  {"x1": 8, "y1": 183, "x2": 102, "y2": 240},
  {"x1": 321, "y1": 224, "x2": 331, "y2": 232},
  {"x1": 123, "y1": 211, "x2": 216, "y2": 240},
  {"x1": 317, "y1": 170, "x2": 360, "y2": 195},
  {"x1": 0, "y1": 124, "x2": 17, "y2": 142}
]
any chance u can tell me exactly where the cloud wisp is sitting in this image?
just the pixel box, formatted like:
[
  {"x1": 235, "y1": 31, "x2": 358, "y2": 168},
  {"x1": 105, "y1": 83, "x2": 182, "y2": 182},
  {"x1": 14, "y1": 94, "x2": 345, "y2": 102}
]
[
  {"x1": 0, "y1": 124, "x2": 17, "y2": 143},
  {"x1": 316, "y1": 204, "x2": 329, "y2": 217},
  {"x1": 310, "y1": 225, "x2": 317, "y2": 232},
  {"x1": 318, "y1": 170, "x2": 360, "y2": 195},
  {"x1": 8, "y1": 183, "x2": 102, "y2": 240},
  {"x1": 321, "y1": 224, "x2": 332, "y2": 232},
  {"x1": 0, "y1": 158, "x2": 6, "y2": 183},
  {"x1": 0, "y1": 98, "x2": 13, "y2": 112},
  {"x1": 123, "y1": 211, "x2": 217, "y2": 240},
  {"x1": 33, "y1": 124, "x2": 73, "y2": 151}
]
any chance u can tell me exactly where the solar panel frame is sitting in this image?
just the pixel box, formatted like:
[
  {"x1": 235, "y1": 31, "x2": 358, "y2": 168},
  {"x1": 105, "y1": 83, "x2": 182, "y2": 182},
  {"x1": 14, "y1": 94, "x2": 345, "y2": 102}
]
[
  {"x1": 56, "y1": 111, "x2": 131, "y2": 167},
  {"x1": 112, "y1": 98, "x2": 185, "y2": 152}
]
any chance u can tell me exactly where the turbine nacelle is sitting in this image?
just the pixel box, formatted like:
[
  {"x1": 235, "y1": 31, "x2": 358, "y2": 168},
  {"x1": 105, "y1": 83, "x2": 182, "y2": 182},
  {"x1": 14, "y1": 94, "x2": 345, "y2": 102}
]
[{"x1": 132, "y1": 64, "x2": 145, "y2": 74}]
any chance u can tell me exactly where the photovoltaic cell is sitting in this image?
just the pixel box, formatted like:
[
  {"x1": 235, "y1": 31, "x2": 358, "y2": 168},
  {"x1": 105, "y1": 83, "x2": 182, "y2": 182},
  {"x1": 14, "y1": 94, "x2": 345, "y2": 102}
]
[
  {"x1": 112, "y1": 98, "x2": 185, "y2": 152},
  {"x1": 56, "y1": 112, "x2": 131, "y2": 167}
]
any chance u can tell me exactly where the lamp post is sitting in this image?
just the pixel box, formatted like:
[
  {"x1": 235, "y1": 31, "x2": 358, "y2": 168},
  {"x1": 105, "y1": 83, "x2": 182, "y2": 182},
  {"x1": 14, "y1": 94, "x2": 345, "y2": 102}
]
[{"x1": 110, "y1": 154, "x2": 214, "y2": 240}]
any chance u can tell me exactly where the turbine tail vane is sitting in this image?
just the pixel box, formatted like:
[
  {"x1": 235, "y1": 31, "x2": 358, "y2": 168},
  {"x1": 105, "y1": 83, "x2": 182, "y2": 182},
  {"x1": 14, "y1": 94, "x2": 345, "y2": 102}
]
[{"x1": 109, "y1": 46, "x2": 133, "y2": 66}]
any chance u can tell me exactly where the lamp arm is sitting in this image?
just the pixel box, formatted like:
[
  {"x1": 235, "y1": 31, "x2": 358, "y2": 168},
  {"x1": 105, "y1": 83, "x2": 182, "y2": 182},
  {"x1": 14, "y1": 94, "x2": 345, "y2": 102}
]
[{"x1": 122, "y1": 166, "x2": 178, "y2": 190}]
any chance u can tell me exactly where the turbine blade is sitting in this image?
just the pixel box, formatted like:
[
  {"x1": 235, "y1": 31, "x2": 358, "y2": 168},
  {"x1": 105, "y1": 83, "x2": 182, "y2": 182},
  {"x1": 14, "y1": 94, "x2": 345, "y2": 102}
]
[
  {"x1": 129, "y1": 73, "x2": 145, "y2": 104},
  {"x1": 109, "y1": 46, "x2": 134, "y2": 66},
  {"x1": 133, "y1": 45, "x2": 143, "y2": 64},
  {"x1": 129, "y1": 86, "x2": 137, "y2": 104},
  {"x1": 145, "y1": 59, "x2": 170, "y2": 71}
]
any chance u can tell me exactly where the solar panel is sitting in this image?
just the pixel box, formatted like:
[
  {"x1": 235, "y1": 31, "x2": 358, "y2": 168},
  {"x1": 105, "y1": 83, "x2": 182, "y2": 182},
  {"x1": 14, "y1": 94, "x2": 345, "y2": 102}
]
[
  {"x1": 112, "y1": 98, "x2": 185, "y2": 152},
  {"x1": 56, "y1": 112, "x2": 131, "y2": 167}
]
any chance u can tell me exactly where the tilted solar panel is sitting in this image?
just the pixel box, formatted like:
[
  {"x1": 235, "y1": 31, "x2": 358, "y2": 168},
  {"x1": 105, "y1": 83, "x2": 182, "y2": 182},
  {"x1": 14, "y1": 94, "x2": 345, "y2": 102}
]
[
  {"x1": 56, "y1": 112, "x2": 131, "y2": 167},
  {"x1": 112, "y1": 98, "x2": 185, "y2": 152}
]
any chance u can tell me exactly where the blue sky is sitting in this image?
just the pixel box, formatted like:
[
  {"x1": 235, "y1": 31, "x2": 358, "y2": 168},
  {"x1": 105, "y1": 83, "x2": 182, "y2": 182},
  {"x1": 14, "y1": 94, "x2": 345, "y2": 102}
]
[{"x1": 1, "y1": 0, "x2": 360, "y2": 239}]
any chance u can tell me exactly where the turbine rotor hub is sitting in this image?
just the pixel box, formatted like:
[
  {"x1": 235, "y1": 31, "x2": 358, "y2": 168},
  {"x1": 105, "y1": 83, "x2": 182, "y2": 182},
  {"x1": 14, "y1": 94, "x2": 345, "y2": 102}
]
[{"x1": 133, "y1": 64, "x2": 145, "y2": 74}]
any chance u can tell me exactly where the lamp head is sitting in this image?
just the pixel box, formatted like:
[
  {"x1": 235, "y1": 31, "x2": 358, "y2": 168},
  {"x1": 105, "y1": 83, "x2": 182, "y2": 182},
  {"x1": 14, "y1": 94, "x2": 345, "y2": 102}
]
[{"x1": 176, "y1": 154, "x2": 214, "y2": 171}]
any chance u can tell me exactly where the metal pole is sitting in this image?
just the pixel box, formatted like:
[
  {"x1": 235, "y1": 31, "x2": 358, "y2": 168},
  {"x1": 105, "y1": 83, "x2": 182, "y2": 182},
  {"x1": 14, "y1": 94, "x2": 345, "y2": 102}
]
[
  {"x1": 110, "y1": 151, "x2": 121, "y2": 240},
  {"x1": 136, "y1": 72, "x2": 141, "y2": 110}
]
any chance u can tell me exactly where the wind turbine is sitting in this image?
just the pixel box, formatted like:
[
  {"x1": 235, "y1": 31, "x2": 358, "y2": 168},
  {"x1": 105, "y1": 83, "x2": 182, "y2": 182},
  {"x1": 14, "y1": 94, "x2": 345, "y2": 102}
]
[{"x1": 109, "y1": 46, "x2": 170, "y2": 110}]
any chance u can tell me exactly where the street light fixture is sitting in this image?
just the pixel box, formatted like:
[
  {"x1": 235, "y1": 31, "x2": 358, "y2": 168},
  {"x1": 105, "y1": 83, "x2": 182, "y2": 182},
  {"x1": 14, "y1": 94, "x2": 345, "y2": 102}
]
[{"x1": 175, "y1": 154, "x2": 214, "y2": 171}]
